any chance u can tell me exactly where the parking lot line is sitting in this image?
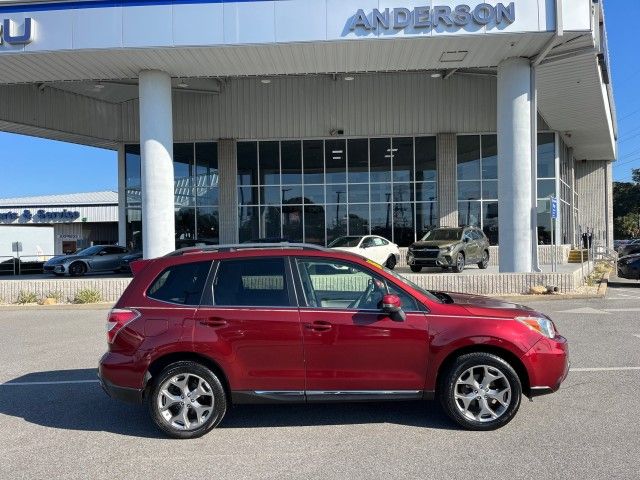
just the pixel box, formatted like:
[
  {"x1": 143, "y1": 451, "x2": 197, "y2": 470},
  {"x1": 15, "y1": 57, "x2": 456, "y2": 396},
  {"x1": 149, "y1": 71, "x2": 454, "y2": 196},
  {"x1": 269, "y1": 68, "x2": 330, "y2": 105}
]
[
  {"x1": 0, "y1": 380, "x2": 100, "y2": 386},
  {"x1": 570, "y1": 367, "x2": 640, "y2": 372}
]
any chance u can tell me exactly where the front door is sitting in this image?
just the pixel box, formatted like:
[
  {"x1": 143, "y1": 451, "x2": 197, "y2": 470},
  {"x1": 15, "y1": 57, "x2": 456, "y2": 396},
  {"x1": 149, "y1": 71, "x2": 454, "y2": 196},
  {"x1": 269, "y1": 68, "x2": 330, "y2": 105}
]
[
  {"x1": 193, "y1": 257, "x2": 305, "y2": 398},
  {"x1": 294, "y1": 257, "x2": 429, "y2": 398}
]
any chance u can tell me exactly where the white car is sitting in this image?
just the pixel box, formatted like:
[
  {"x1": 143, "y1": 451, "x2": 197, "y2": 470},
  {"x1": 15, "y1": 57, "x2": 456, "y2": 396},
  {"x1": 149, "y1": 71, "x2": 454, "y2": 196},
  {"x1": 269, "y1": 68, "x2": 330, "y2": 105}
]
[{"x1": 328, "y1": 235, "x2": 400, "y2": 269}]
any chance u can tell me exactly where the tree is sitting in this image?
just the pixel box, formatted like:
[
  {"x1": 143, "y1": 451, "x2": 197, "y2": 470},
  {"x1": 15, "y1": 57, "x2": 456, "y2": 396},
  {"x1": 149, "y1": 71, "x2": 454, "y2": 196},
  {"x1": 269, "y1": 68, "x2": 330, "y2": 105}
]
[
  {"x1": 615, "y1": 213, "x2": 640, "y2": 239},
  {"x1": 633, "y1": 168, "x2": 640, "y2": 184}
]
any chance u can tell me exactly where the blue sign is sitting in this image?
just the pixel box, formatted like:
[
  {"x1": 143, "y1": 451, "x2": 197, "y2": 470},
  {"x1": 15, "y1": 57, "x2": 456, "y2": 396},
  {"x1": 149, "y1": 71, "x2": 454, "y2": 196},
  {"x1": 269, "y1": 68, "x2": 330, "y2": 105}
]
[{"x1": 550, "y1": 196, "x2": 558, "y2": 220}]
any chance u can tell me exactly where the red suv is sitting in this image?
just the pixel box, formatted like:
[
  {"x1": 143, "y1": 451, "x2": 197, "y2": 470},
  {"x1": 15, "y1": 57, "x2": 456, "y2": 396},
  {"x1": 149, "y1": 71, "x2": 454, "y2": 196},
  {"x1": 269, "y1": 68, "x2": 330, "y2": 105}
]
[{"x1": 99, "y1": 244, "x2": 569, "y2": 439}]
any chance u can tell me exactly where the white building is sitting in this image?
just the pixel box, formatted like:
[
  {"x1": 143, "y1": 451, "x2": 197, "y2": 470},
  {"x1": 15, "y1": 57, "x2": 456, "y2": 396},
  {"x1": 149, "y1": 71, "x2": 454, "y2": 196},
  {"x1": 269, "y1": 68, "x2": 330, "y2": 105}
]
[
  {"x1": 0, "y1": 0, "x2": 616, "y2": 272},
  {"x1": 0, "y1": 191, "x2": 118, "y2": 256}
]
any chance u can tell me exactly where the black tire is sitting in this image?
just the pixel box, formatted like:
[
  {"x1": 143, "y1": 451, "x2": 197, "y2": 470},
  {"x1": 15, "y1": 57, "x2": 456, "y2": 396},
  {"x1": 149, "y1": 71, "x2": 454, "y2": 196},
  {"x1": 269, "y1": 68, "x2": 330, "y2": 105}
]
[
  {"x1": 452, "y1": 253, "x2": 465, "y2": 273},
  {"x1": 385, "y1": 256, "x2": 397, "y2": 270},
  {"x1": 438, "y1": 352, "x2": 522, "y2": 431},
  {"x1": 69, "y1": 261, "x2": 86, "y2": 276},
  {"x1": 478, "y1": 250, "x2": 490, "y2": 269},
  {"x1": 410, "y1": 265, "x2": 422, "y2": 273},
  {"x1": 148, "y1": 361, "x2": 227, "y2": 439}
]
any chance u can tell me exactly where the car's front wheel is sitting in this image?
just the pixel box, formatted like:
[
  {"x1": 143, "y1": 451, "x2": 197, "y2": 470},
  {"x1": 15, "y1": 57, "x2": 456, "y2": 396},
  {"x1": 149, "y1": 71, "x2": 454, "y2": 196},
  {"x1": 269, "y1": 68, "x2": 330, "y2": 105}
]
[
  {"x1": 478, "y1": 250, "x2": 489, "y2": 269},
  {"x1": 148, "y1": 361, "x2": 227, "y2": 439},
  {"x1": 452, "y1": 253, "x2": 465, "y2": 273},
  {"x1": 438, "y1": 352, "x2": 522, "y2": 431},
  {"x1": 69, "y1": 262, "x2": 86, "y2": 276}
]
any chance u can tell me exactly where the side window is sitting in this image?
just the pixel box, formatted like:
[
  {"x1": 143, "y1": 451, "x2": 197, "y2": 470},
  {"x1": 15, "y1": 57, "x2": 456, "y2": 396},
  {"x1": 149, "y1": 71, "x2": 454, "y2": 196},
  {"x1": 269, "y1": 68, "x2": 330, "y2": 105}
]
[
  {"x1": 213, "y1": 258, "x2": 291, "y2": 307},
  {"x1": 471, "y1": 230, "x2": 482, "y2": 241},
  {"x1": 105, "y1": 246, "x2": 125, "y2": 254},
  {"x1": 147, "y1": 261, "x2": 212, "y2": 305},
  {"x1": 373, "y1": 237, "x2": 387, "y2": 246},
  {"x1": 296, "y1": 259, "x2": 420, "y2": 311},
  {"x1": 463, "y1": 231, "x2": 473, "y2": 242},
  {"x1": 361, "y1": 237, "x2": 375, "y2": 248}
]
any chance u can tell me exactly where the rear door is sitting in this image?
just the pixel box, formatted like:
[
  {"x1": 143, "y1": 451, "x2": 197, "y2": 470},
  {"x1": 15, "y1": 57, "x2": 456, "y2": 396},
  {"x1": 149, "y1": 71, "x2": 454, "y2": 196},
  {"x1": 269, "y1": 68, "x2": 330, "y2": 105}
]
[
  {"x1": 193, "y1": 256, "x2": 305, "y2": 398},
  {"x1": 294, "y1": 257, "x2": 429, "y2": 397}
]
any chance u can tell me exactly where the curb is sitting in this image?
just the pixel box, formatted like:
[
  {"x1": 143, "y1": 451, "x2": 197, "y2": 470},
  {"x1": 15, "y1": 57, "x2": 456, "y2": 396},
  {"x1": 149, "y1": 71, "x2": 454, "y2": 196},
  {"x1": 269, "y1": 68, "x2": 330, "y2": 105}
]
[
  {"x1": 0, "y1": 302, "x2": 114, "y2": 311},
  {"x1": 596, "y1": 270, "x2": 611, "y2": 297}
]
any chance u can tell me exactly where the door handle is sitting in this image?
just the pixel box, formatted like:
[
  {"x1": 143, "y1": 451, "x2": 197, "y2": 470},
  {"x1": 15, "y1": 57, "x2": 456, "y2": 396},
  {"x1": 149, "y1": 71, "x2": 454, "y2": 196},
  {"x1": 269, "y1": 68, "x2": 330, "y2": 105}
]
[
  {"x1": 306, "y1": 320, "x2": 332, "y2": 332},
  {"x1": 199, "y1": 317, "x2": 228, "y2": 328}
]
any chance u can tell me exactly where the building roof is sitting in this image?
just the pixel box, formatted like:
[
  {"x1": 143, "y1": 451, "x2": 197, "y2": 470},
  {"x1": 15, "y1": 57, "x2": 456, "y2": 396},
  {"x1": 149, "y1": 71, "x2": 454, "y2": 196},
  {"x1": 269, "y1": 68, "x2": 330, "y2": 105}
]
[{"x1": 0, "y1": 191, "x2": 118, "y2": 207}]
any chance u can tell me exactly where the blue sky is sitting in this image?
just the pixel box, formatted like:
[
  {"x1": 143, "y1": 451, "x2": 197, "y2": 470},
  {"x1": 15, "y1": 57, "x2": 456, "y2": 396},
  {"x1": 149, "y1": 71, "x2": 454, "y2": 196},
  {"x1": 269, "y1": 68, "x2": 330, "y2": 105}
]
[{"x1": 0, "y1": 0, "x2": 638, "y2": 199}]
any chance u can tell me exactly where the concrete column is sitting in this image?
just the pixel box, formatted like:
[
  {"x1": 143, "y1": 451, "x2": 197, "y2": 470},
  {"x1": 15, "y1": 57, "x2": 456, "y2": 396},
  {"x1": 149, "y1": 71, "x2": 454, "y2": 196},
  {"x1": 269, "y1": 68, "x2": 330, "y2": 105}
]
[
  {"x1": 218, "y1": 139, "x2": 238, "y2": 244},
  {"x1": 139, "y1": 70, "x2": 175, "y2": 259},
  {"x1": 117, "y1": 144, "x2": 127, "y2": 248},
  {"x1": 497, "y1": 58, "x2": 533, "y2": 272},
  {"x1": 437, "y1": 133, "x2": 458, "y2": 227}
]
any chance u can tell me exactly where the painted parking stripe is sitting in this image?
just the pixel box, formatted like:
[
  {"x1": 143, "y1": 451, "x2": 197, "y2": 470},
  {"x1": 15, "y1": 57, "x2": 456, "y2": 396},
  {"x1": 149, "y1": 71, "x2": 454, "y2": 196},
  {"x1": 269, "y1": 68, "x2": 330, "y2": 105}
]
[
  {"x1": 0, "y1": 380, "x2": 100, "y2": 386},
  {"x1": 570, "y1": 367, "x2": 640, "y2": 372}
]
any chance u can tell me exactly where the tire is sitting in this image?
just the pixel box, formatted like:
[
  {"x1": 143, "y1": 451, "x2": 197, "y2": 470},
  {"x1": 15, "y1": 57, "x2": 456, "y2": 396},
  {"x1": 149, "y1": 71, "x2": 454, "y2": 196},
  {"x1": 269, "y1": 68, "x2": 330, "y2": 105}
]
[
  {"x1": 438, "y1": 352, "x2": 522, "y2": 431},
  {"x1": 478, "y1": 250, "x2": 489, "y2": 270},
  {"x1": 148, "y1": 361, "x2": 227, "y2": 439},
  {"x1": 69, "y1": 262, "x2": 87, "y2": 277},
  {"x1": 385, "y1": 255, "x2": 397, "y2": 270},
  {"x1": 410, "y1": 265, "x2": 422, "y2": 273},
  {"x1": 452, "y1": 253, "x2": 465, "y2": 273}
]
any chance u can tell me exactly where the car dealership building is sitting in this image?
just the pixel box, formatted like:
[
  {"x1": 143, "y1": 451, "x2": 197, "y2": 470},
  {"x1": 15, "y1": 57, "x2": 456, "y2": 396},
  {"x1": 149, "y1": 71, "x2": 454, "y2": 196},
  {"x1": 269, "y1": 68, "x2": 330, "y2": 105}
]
[{"x1": 0, "y1": 0, "x2": 616, "y2": 272}]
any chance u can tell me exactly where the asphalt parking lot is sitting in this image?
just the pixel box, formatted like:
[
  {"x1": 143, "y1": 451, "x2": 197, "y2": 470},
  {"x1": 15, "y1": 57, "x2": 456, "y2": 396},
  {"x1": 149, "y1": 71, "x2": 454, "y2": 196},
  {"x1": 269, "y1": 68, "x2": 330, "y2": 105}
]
[{"x1": 0, "y1": 280, "x2": 639, "y2": 479}]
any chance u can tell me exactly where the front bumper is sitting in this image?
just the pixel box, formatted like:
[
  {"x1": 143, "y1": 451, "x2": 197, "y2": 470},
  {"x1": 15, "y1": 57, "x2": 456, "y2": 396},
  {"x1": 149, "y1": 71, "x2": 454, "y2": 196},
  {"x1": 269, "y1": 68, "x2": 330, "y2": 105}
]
[
  {"x1": 43, "y1": 264, "x2": 66, "y2": 274},
  {"x1": 522, "y1": 335, "x2": 570, "y2": 396},
  {"x1": 406, "y1": 251, "x2": 454, "y2": 267}
]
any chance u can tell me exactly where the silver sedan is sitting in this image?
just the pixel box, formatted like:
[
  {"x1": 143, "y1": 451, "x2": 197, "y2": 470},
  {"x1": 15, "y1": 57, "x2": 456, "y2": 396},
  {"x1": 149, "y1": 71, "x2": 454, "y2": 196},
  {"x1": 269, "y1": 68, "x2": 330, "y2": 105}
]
[{"x1": 43, "y1": 245, "x2": 129, "y2": 276}]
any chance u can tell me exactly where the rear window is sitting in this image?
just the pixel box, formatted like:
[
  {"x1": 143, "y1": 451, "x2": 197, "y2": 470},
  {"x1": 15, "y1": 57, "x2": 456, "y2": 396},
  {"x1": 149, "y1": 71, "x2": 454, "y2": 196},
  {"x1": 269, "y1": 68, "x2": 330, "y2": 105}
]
[{"x1": 147, "y1": 261, "x2": 212, "y2": 305}]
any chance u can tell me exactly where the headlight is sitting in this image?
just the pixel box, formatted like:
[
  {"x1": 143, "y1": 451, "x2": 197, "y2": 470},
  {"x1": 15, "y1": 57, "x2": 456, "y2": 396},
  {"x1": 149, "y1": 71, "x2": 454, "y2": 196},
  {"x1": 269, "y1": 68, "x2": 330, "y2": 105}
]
[
  {"x1": 441, "y1": 246, "x2": 453, "y2": 253},
  {"x1": 515, "y1": 316, "x2": 556, "y2": 338}
]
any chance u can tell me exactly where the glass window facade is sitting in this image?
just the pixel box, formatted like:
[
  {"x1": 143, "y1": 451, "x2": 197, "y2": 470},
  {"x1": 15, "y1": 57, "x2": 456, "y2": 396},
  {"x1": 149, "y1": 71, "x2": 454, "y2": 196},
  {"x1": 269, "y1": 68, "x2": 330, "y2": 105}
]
[
  {"x1": 457, "y1": 135, "x2": 498, "y2": 245},
  {"x1": 236, "y1": 137, "x2": 437, "y2": 246},
  {"x1": 124, "y1": 143, "x2": 219, "y2": 251}
]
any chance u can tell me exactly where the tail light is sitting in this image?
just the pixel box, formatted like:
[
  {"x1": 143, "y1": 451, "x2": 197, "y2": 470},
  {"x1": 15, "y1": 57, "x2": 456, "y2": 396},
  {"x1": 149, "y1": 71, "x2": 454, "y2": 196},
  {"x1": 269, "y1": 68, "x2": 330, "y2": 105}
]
[{"x1": 107, "y1": 308, "x2": 140, "y2": 343}]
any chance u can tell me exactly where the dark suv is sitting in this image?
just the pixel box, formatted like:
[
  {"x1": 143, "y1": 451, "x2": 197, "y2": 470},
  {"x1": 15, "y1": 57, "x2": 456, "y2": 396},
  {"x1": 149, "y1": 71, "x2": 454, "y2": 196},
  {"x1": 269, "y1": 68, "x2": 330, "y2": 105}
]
[
  {"x1": 407, "y1": 226, "x2": 490, "y2": 273},
  {"x1": 99, "y1": 243, "x2": 568, "y2": 439}
]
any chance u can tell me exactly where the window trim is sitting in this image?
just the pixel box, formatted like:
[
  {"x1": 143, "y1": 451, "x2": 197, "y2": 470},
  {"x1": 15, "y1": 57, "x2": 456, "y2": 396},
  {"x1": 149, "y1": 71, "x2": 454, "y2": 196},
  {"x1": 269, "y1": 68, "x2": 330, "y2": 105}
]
[
  {"x1": 291, "y1": 256, "x2": 426, "y2": 313},
  {"x1": 202, "y1": 256, "x2": 298, "y2": 308}
]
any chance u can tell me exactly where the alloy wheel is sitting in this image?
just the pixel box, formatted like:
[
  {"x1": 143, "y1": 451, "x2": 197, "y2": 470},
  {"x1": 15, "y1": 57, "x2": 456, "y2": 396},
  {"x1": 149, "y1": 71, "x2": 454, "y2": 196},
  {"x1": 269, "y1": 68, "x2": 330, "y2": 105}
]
[
  {"x1": 453, "y1": 365, "x2": 512, "y2": 422},
  {"x1": 157, "y1": 373, "x2": 214, "y2": 431}
]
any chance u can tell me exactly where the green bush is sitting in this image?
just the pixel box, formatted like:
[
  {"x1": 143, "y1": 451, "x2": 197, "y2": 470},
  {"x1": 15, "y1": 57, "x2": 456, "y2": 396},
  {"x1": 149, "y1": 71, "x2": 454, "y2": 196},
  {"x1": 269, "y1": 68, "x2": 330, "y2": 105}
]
[
  {"x1": 15, "y1": 291, "x2": 38, "y2": 304},
  {"x1": 72, "y1": 288, "x2": 102, "y2": 304},
  {"x1": 44, "y1": 290, "x2": 64, "y2": 302}
]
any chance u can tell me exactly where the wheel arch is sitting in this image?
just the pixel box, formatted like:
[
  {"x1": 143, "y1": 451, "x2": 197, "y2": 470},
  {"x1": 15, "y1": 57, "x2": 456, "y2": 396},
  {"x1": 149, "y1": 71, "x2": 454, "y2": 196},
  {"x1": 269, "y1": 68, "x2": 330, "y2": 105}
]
[
  {"x1": 145, "y1": 351, "x2": 232, "y2": 403},
  {"x1": 434, "y1": 344, "x2": 531, "y2": 396}
]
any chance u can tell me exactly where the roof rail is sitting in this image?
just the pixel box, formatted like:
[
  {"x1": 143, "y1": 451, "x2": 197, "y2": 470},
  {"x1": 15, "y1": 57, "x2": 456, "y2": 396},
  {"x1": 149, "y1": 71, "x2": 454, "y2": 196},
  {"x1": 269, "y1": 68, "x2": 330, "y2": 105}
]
[{"x1": 166, "y1": 242, "x2": 328, "y2": 256}]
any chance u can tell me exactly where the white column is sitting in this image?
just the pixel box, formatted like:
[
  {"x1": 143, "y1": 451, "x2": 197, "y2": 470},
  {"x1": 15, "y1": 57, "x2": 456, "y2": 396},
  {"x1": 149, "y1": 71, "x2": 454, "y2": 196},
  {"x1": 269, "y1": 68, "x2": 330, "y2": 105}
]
[
  {"x1": 117, "y1": 143, "x2": 127, "y2": 248},
  {"x1": 497, "y1": 58, "x2": 533, "y2": 272},
  {"x1": 139, "y1": 70, "x2": 175, "y2": 259}
]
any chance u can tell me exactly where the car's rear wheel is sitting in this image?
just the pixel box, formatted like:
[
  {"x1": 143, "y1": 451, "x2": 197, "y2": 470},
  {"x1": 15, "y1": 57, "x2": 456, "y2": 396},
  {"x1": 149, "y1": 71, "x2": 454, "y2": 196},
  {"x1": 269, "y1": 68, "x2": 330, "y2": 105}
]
[
  {"x1": 478, "y1": 250, "x2": 490, "y2": 269},
  {"x1": 410, "y1": 265, "x2": 422, "y2": 273},
  {"x1": 69, "y1": 262, "x2": 86, "y2": 276},
  {"x1": 438, "y1": 352, "x2": 522, "y2": 431},
  {"x1": 148, "y1": 361, "x2": 227, "y2": 439},
  {"x1": 452, "y1": 253, "x2": 465, "y2": 273},
  {"x1": 385, "y1": 255, "x2": 397, "y2": 270}
]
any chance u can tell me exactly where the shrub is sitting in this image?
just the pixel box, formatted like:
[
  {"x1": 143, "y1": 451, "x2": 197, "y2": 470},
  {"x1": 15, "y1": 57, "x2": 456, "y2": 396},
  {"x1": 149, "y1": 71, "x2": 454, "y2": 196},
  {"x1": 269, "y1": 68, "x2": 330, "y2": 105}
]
[
  {"x1": 72, "y1": 288, "x2": 102, "y2": 304},
  {"x1": 44, "y1": 290, "x2": 64, "y2": 302},
  {"x1": 15, "y1": 291, "x2": 38, "y2": 304}
]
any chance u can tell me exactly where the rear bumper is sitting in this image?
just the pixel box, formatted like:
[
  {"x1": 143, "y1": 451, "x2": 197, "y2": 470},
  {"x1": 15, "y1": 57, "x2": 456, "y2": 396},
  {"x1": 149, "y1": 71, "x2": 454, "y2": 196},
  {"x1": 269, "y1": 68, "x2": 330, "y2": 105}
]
[
  {"x1": 522, "y1": 335, "x2": 570, "y2": 396},
  {"x1": 98, "y1": 371, "x2": 144, "y2": 404}
]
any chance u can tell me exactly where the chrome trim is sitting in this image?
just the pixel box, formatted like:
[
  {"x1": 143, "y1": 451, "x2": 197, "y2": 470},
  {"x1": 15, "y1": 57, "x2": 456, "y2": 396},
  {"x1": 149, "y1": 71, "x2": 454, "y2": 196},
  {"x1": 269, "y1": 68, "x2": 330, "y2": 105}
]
[
  {"x1": 306, "y1": 390, "x2": 421, "y2": 396},
  {"x1": 254, "y1": 390, "x2": 305, "y2": 396}
]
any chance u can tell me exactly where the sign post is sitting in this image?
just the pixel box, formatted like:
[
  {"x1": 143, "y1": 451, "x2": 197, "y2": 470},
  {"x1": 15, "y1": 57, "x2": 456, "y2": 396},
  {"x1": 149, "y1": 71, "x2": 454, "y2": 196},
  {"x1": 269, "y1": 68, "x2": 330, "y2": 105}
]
[{"x1": 550, "y1": 196, "x2": 558, "y2": 273}]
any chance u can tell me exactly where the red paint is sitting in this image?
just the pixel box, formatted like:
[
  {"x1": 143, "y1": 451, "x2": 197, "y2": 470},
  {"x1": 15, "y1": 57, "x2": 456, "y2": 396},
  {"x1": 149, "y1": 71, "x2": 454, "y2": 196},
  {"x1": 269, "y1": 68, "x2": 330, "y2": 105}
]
[{"x1": 99, "y1": 247, "x2": 569, "y2": 400}]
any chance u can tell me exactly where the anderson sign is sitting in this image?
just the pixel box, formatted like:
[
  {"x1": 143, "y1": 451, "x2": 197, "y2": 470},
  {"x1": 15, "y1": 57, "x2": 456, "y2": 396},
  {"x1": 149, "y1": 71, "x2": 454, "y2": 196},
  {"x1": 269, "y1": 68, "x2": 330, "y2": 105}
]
[{"x1": 349, "y1": 3, "x2": 516, "y2": 31}]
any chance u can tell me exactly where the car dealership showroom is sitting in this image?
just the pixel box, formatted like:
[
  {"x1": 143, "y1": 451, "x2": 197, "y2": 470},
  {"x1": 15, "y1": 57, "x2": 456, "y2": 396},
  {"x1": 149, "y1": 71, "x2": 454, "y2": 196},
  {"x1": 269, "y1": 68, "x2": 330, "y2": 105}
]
[{"x1": 0, "y1": 0, "x2": 616, "y2": 273}]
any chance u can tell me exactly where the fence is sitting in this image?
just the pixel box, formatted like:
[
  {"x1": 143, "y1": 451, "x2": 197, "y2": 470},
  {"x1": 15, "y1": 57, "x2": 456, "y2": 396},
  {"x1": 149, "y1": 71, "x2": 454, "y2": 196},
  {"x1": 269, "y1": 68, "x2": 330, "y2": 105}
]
[{"x1": 0, "y1": 254, "x2": 55, "y2": 276}]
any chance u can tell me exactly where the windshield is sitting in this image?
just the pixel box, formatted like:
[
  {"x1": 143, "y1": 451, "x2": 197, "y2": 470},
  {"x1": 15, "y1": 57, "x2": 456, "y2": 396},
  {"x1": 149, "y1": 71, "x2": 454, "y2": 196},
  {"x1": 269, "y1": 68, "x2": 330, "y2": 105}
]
[
  {"x1": 74, "y1": 246, "x2": 103, "y2": 256},
  {"x1": 421, "y1": 229, "x2": 462, "y2": 242},
  {"x1": 329, "y1": 236, "x2": 363, "y2": 248},
  {"x1": 383, "y1": 267, "x2": 441, "y2": 303}
]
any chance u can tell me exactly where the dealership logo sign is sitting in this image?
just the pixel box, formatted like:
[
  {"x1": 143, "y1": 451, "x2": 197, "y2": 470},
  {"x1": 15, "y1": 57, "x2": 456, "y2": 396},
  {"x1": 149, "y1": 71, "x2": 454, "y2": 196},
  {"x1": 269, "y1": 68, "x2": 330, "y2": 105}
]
[
  {"x1": 0, "y1": 18, "x2": 33, "y2": 45},
  {"x1": 0, "y1": 209, "x2": 80, "y2": 223},
  {"x1": 349, "y1": 3, "x2": 515, "y2": 31}
]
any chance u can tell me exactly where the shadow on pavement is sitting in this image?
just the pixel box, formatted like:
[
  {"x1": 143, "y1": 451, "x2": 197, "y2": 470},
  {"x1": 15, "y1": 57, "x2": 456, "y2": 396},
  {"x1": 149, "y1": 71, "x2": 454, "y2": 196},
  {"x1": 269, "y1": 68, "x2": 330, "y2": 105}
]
[
  {"x1": 608, "y1": 276, "x2": 640, "y2": 288},
  {"x1": 0, "y1": 369, "x2": 457, "y2": 436}
]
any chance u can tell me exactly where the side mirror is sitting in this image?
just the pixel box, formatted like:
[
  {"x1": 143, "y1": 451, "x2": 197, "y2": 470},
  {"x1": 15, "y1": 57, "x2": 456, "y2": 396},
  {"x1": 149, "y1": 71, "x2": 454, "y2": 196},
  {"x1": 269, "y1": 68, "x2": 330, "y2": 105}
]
[
  {"x1": 98, "y1": 250, "x2": 107, "y2": 256},
  {"x1": 381, "y1": 294, "x2": 406, "y2": 321}
]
